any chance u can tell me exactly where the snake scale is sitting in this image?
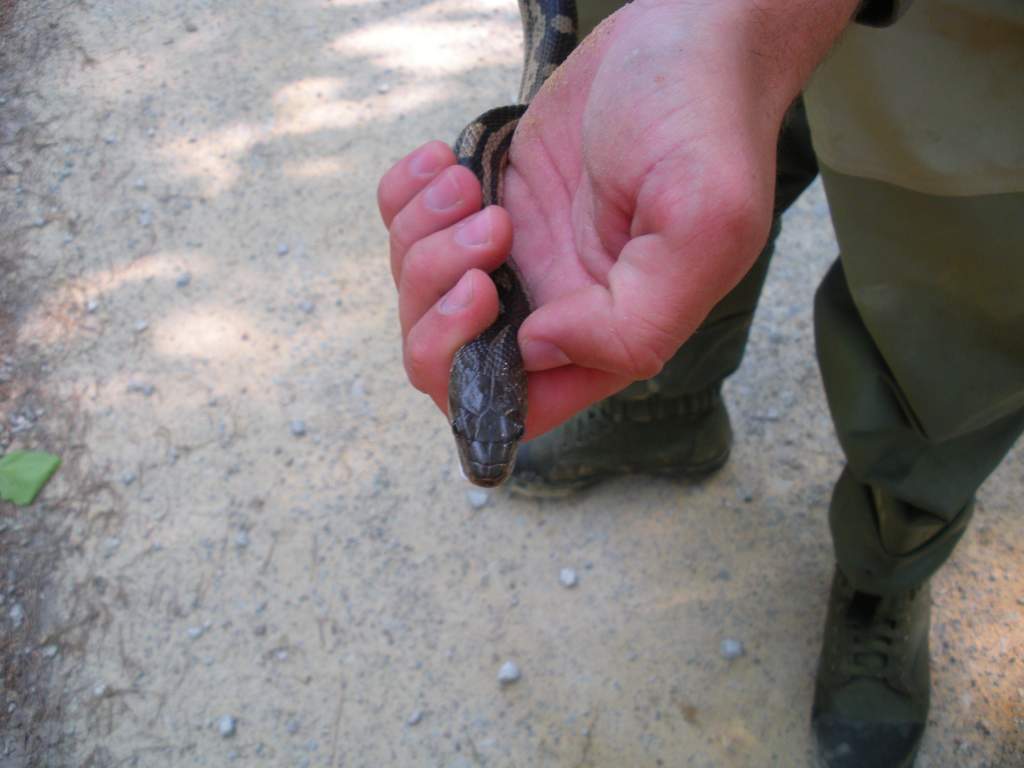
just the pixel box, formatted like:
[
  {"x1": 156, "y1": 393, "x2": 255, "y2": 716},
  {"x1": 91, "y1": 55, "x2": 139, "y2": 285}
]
[{"x1": 449, "y1": 0, "x2": 578, "y2": 487}]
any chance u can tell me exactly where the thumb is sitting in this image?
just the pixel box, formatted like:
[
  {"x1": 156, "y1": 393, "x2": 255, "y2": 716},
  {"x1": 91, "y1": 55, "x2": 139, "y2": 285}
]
[
  {"x1": 517, "y1": 237, "x2": 687, "y2": 378},
  {"x1": 519, "y1": 147, "x2": 771, "y2": 377},
  {"x1": 519, "y1": 223, "x2": 757, "y2": 378}
]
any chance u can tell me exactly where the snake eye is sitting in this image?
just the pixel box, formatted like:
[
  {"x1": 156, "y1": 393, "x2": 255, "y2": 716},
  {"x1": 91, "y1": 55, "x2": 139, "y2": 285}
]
[{"x1": 503, "y1": 410, "x2": 525, "y2": 441}]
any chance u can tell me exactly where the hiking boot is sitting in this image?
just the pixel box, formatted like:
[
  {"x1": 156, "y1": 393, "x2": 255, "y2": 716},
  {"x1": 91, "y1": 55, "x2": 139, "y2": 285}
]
[
  {"x1": 812, "y1": 567, "x2": 931, "y2": 768},
  {"x1": 508, "y1": 385, "x2": 732, "y2": 498}
]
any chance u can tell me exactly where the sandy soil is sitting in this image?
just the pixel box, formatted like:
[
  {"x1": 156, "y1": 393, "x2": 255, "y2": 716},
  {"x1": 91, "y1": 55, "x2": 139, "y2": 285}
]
[{"x1": 0, "y1": 1, "x2": 1021, "y2": 766}]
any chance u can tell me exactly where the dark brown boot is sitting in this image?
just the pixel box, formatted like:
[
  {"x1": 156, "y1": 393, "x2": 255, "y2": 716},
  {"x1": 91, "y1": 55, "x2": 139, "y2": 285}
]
[
  {"x1": 509, "y1": 385, "x2": 731, "y2": 498},
  {"x1": 812, "y1": 567, "x2": 931, "y2": 768}
]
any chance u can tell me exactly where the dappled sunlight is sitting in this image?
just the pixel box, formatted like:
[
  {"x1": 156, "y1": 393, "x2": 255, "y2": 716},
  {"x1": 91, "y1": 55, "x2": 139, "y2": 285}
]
[
  {"x1": 336, "y1": 8, "x2": 521, "y2": 76},
  {"x1": 271, "y1": 76, "x2": 453, "y2": 138},
  {"x1": 18, "y1": 251, "x2": 194, "y2": 346},
  {"x1": 83, "y1": 249, "x2": 192, "y2": 291},
  {"x1": 150, "y1": 0, "x2": 523, "y2": 195},
  {"x1": 270, "y1": 76, "x2": 357, "y2": 135},
  {"x1": 283, "y1": 155, "x2": 353, "y2": 179},
  {"x1": 160, "y1": 74, "x2": 446, "y2": 192},
  {"x1": 159, "y1": 122, "x2": 273, "y2": 196},
  {"x1": 151, "y1": 304, "x2": 272, "y2": 362}
]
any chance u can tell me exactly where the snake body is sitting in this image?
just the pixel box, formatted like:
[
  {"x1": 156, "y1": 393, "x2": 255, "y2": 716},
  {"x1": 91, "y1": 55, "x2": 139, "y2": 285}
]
[{"x1": 449, "y1": 0, "x2": 578, "y2": 487}]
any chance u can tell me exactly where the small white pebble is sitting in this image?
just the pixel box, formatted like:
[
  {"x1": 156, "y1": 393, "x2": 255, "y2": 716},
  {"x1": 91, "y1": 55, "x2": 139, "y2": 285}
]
[
  {"x1": 93, "y1": 683, "x2": 108, "y2": 698},
  {"x1": 85, "y1": 299, "x2": 99, "y2": 313},
  {"x1": 289, "y1": 420, "x2": 307, "y2": 437},
  {"x1": 377, "y1": 83, "x2": 390, "y2": 94},
  {"x1": 276, "y1": 243, "x2": 289, "y2": 256},
  {"x1": 720, "y1": 638, "x2": 744, "y2": 660},
  {"x1": 235, "y1": 531, "x2": 250, "y2": 549},
  {"x1": 133, "y1": 320, "x2": 149, "y2": 333},
  {"x1": 176, "y1": 272, "x2": 191, "y2": 288},
  {"x1": 187, "y1": 626, "x2": 204, "y2": 640},
  {"x1": 406, "y1": 709, "x2": 423, "y2": 726},
  {"x1": 218, "y1": 715, "x2": 237, "y2": 738},
  {"x1": 466, "y1": 489, "x2": 488, "y2": 509},
  {"x1": 498, "y1": 660, "x2": 521, "y2": 685},
  {"x1": 133, "y1": 178, "x2": 146, "y2": 190},
  {"x1": 9, "y1": 603, "x2": 25, "y2": 628},
  {"x1": 121, "y1": 471, "x2": 136, "y2": 486},
  {"x1": 559, "y1": 568, "x2": 578, "y2": 588}
]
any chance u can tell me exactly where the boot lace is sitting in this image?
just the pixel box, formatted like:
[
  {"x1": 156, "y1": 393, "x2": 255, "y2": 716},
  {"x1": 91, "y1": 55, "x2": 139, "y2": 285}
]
[
  {"x1": 560, "y1": 388, "x2": 721, "y2": 449},
  {"x1": 838, "y1": 590, "x2": 917, "y2": 691}
]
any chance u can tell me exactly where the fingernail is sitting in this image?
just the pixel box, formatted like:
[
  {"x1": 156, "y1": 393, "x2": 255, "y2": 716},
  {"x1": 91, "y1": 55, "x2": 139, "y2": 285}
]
[
  {"x1": 409, "y1": 145, "x2": 442, "y2": 177},
  {"x1": 440, "y1": 273, "x2": 474, "y2": 315},
  {"x1": 454, "y1": 209, "x2": 492, "y2": 247},
  {"x1": 424, "y1": 172, "x2": 461, "y2": 211},
  {"x1": 522, "y1": 340, "x2": 571, "y2": 371}
]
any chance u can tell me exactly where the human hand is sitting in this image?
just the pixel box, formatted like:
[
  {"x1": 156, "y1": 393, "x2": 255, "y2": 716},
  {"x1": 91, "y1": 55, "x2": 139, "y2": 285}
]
[{"x1": 379, "y1": 0, "x2": 857, "y2": 439}]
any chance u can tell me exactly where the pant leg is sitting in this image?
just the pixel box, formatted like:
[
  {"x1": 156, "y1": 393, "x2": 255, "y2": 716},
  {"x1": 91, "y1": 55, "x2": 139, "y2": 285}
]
[
  {"x1": 814, "y1": 165, "x2": 1024, "y2": 595},
  {"x1": 576, "y1": 0, "x2": 624, "y2": 38}
]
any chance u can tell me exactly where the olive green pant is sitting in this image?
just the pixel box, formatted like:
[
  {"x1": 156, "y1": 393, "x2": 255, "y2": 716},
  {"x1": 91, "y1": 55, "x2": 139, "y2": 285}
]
[
  {"x1": 575, "y1": 0, "x2": 1024, "y2": 595},
  {"x1": 647, "y1": 132, "x2": 1024, "y2": 597}
]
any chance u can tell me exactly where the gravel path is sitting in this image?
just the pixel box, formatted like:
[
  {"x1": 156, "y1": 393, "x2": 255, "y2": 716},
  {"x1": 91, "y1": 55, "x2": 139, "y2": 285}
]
[{"x1": 0, "y1": 1, "x2": 1021, "y2": 766}]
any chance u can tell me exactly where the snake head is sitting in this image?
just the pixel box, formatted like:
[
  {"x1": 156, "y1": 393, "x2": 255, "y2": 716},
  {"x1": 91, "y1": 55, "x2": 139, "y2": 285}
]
[
  {"x1": 448, "y1": 329, "x2": 527, "y2": 487},
  {"x1": 451, "y1": 416, "x2": 523, "y2": 487}
]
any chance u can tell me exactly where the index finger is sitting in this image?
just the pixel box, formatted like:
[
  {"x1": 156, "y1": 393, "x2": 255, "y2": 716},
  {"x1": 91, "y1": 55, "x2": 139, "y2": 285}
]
[{"x1": 377, "y1": 140, "x2": 456, "y2": 228}]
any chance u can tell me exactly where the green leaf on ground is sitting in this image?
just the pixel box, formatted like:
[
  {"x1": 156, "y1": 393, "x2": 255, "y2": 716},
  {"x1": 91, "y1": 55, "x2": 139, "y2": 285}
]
[{"x1": 0, "y1": 451, "x2": 62, "y2": 506}]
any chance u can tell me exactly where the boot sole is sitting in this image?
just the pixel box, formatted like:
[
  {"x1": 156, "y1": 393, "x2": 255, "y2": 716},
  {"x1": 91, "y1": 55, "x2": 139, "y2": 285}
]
[{"x1": 812, "y1": 738, "x2": 922, "y2": 768}]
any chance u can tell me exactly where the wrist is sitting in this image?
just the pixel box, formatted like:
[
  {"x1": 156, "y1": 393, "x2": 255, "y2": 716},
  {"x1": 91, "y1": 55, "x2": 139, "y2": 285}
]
[
  {"x1": 619, "y1": 0, "x2": 860, "y2": 134},
  {"x1": 707, "y1": 0, "x2": 861, "y2": 120}
]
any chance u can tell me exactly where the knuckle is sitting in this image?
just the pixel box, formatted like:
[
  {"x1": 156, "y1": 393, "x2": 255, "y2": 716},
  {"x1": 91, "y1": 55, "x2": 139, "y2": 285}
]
[
  {"x1": 376, "y1": 177, "x2": 393, "y2": 224},
  {"x1": 388, "y1": 220, "x2": 413, "y2": 261},
  {"x1": 403, "y1": 335, "x2": 435, "y2": 393},
  {"x1": 377, "y1": 164, "x2": 405, "y2": 225},
  {"x1": 398, "y1": 238, "x2": 426, "y2": 288}
]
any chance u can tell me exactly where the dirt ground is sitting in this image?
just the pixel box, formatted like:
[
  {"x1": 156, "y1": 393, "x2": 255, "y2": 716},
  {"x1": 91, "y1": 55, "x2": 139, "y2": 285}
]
[{"x1": 0, "y1": 1, "x2": 1021, "y2": 766}]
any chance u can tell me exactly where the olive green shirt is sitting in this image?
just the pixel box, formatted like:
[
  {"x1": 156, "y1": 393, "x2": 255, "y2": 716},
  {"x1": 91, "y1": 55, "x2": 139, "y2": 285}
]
[{"x1": 805, "y1": 0, "x2": 1024, "y2": 196}]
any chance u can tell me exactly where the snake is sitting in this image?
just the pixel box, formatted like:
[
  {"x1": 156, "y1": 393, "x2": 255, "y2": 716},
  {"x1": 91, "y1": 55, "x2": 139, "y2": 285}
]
[{"x1": 448, "y1": 0, "x2": 579, "y2": 487}]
